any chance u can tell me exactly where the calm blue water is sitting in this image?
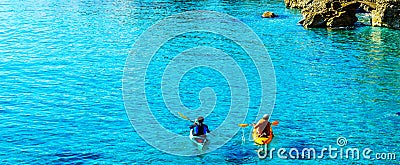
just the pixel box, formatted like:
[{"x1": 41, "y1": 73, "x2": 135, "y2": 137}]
[{"x1": 1, "y1": 0, "x2": 399, "y2": 164}]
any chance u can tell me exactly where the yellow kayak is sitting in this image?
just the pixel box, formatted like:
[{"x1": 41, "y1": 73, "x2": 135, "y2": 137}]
[{"x1": 252, "y1": 127, "x2": 273, "y2": 145}]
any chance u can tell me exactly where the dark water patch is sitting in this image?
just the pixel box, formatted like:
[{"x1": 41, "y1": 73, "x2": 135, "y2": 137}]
[
  {"x1": 355, "y1": 22, "x2": 369, "y2": 27},
  {"x1": 286, "y1": 124, "x2": 302, "y2": 130},
  {"x1": 222, "y1": 143, "x2": 257, "y2": 164},
  {"x1": 224, "y1": 150, "x2": 255, "y2": 164},
  {"x1": 53, "y1": 151, "x2": 102, "y2": 163},
  {"x1": 327, "y1": 26, "x2": 356, "y2": 30},
  {"x1": 270, "y1": 14, "x2": 290, "y2": 19},
  {"x1": 356, "y1": 7, "x2": 368, "y2": 13}
]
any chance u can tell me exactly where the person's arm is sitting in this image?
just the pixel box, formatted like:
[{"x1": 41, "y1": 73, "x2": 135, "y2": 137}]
[
  {"x1": 205, "y1": 125, "x2": 210, "y2": 133},
  {"x1": 253, "y1": 121, "x2": 260, "y2": 128},
  {"x1": 189, "y1": 124, "x2": 196, "y2": 129}
]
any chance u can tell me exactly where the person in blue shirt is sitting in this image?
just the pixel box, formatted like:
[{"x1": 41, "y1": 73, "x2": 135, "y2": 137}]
[{"x1": 189, "y1": 116, "x2": 210, "y2": 136}]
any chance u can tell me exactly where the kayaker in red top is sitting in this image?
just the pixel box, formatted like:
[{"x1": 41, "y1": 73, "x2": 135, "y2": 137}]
[
  {"x1": 189, "y1": 116, "x2": 210, "y2": 136},
  {"x1": 253, "y1": 114, "x2": 271, "y2": 137}
]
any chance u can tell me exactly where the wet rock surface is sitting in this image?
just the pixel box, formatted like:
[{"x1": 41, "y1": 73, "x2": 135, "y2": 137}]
[{"x1": 285, "y1": 0, "x2": 400, "y2": 29}]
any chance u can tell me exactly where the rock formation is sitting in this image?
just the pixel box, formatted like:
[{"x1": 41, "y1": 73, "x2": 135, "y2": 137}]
[
  {"x1": 285, "y1": 0, "x2": 400, "y2": 30},
  {"x1": 284, "y1": 0, "x2": 315, "y2": 9},
  {"x1": 262, "y1": 11, "x2": 278, "y2": 18},
  {"x1": 299, "y1": 0, "x2": 360, "y2": 28},
  {"x1": 371, "y1": 0, "x2": 400, "y2": 29}
]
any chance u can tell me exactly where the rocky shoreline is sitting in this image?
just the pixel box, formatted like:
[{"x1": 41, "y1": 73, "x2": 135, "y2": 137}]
[{"x1": 284, "y1": 0, "x2": 400, "y2": 29}]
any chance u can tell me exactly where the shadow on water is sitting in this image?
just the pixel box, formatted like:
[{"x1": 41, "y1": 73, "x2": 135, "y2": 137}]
[
  {"x1": 260, "y1": 14, "x2": 290, "y2": 19},
  {"x1": 52, "y1": 151, "x2": 102, "y2": 163},
  {"x1": 222, "y1": 142, "x2": 258, "y2": 164}
]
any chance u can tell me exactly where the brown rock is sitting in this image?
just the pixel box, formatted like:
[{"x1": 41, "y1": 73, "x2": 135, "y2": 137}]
[
  {"x1": 331, "y1": 1, "x2": 342, "y2": 10},
  {"x1": 298, "y1": 18, "x2": 305, "y2": 25},
  {"x1": 284, "y1": 0, "x2": 315, "y2": 9},
  {"x1": 286, "y1": 0, "x2": 400, "y2": 30},
  {"x1": 327, "y1": 2, "x2": 359, "y2": 27},
  {"x1": 371, "y1": 1, "x2": 400, "y2": 29},
  {"x1": 262, "y1": 11, "x2": 277, "y2": 18},
  {"x1": 302, "y1": 13, "x2": 326, "y2": 28},
  {"x1": 300, "y1": 0, "x2": 363, "y2": 28},
  {"x1": 327, "y1": 11, "x2": 358, "y2": 27}
]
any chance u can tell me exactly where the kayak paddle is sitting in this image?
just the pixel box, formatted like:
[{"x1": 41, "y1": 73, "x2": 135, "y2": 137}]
[
  {"x1": 238, "y1": 121, "x2": 279, "y2": 128},
  {"x1": 178, "y1": 112, "x2": 194, "y2": 122}
]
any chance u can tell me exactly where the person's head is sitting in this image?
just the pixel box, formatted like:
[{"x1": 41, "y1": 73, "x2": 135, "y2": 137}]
[
  {"x1": 197, "y1": 116, "x2": 204, "y2": 123},
  {"x1": 262, "y1": 114, "x2": 269, "y2": 120}
]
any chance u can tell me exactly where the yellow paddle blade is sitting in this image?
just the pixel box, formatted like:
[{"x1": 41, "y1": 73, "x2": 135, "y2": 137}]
[
  {"x1": 238, "y1": 124, "x2": 250, "y2": 127},
  {"x1": 178, "y1": 112, "x2": 190, "y2": 121}
]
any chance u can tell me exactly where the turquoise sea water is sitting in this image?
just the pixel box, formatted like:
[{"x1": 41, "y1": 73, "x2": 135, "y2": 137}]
[{"x1": 1, "y1": 0, "x2": 399, "y2": 164}]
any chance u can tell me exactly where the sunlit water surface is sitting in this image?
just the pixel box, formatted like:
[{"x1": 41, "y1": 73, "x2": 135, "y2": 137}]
[{"x1": 0, "y1": 0, "x2": 399, "y2": 164}]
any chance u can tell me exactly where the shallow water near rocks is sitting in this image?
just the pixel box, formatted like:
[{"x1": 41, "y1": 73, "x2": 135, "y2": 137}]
[{"x1": 1, "y1": 0, "x2": 399, "y2": 164}]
